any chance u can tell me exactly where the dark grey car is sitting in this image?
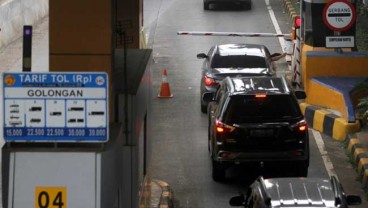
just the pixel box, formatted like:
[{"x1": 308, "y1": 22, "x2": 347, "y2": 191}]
[
  {"x1": 197, "y1": 43, "x2": 278, "y2": 113},
  {"x1": 230, "y1": 176, "x2": 362, "y2": 208}
]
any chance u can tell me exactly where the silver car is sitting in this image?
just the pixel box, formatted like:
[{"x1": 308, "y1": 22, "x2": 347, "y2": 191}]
[{"x1": 230, "y1": 176, "x2": 362, "y2": 208}]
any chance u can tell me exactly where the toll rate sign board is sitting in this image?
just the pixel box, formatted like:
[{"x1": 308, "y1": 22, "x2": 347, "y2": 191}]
[{"x1": 2, "y1": 72, "x2": 109, "y2": 142}]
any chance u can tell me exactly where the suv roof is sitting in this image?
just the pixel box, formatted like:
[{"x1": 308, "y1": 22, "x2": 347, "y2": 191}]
[
  {"x1": 230, "y1": 176, "x2": 362, "y2": 208},
  {"x1": 222, "y1": 76, "x2": 291, "y2": 95},
  {"x1": 263, "y1": 177, "x2": 338, "y2": 207},
  {"x1": 218, "y1": 76, "x2": 304, "y2": 124}
]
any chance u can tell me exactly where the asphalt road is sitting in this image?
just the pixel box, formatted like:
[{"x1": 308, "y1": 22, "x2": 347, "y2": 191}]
[{"x1": 145, "y1": 0, "x2": 368, "y2": 207}]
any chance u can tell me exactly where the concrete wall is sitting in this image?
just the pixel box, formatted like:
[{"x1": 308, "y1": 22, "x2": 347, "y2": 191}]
[
  {"x1": 301, "y1": 44, "x2": 368, "y2": 123},
  {"x1": 0, "y1": 0, "x2": 48, "y2": 49},
  {"x1": 301, "y1": 45, "x2": 368, "y2": 94}
]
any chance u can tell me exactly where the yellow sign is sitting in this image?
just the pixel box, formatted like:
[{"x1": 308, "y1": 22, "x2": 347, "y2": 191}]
[
  {"x1": 35, "y1": 187, "x2": 67, "y2": 208},
  {"x1": 4, "y1": 74, "x2": 16, "y2": 86}
]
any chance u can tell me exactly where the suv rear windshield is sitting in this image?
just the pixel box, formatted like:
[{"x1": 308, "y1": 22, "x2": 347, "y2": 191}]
[
  {"x1": 223, "y1": 94, "x2": 301, "y2": 123},
  {"x1": 211, "y1": 55, "x2": 267, "y2": 68}
]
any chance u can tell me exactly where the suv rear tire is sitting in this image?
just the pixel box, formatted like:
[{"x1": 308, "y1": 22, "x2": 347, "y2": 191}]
[
  {"x1": 201, "y1": 104, "x2": 207, "y2": 113},
  {"x1": 212, "y1": 159, "x2": 226, "y2": 182}
]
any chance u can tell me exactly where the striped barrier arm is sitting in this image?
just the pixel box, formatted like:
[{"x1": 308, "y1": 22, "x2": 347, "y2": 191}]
[{"x1": 177, "y1": 31, "x2": 291, "y2": 38}]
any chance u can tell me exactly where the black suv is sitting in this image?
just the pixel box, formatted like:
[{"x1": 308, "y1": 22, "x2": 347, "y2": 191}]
[
  {"x1": 229, "y1": 176, "x2": 362, "y2": 208},
  {"x1": 205, "y1": 76, "x2": 308, "y2": 181}
]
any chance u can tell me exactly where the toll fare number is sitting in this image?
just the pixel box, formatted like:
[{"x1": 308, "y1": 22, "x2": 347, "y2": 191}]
[
  {"x1": 88, "y1": 128, "x2": 106, "y2": 137},
  {"x1": 5, "y1": 128, "x2": 23, "y2": 137},
  {"x1": 68, "y1": 128, "x2": 85, "y2": 137},
  {"x1": 27, "y1": 128, "x2": 45, "y2": 136},
  {"x1": 46, "y1": 128, "x2": 65, "y2": 136}
]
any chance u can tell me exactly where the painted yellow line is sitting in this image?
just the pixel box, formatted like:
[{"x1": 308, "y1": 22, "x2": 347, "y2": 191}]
[
  {"x1": 313, "y1": 109, "x2": 330, "y2": 132},
  {"x1": 358, "y1": 158, "x2": 368, "y2": 174},
  {"x1": 353, "y1": 148, "x2": 366, "y2": 163},
  {"x1": 299, "y1": 103, "x2": 310, "y2": 115},
  {"x1": 348, "y1": 138, "x2": 360, "y2": 152},
  {"x1": 362, "y1": 169, "x2": 368, "y2": 187},
  {"x1": 333, "y1": 118, "x2": 360, "y2": 141}
]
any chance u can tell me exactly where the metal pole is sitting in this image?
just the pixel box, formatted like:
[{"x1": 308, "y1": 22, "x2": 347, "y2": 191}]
[{"x1": 334, "y1": 31, "x2": 343, "y2": 53}]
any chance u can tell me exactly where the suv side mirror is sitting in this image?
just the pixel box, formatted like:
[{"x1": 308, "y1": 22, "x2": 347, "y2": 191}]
[
  {"x1": 229, "y1": 195, "x2": 245, "y2": 206},
  {"x1": 346, "y1": 195, "x2": 362, "y2": 205},
  {"x1": 197, "y1": 53, "x2": 208, "y2": 59},
  {"x1": 294, "y1": 90, "x2": 306, "y2": 99},
  {"x1": 202, "y1": 92, "x2": 214, "y2": 102}
]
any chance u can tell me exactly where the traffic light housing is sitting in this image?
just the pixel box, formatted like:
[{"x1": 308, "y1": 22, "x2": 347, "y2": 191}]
[
  {"x1": 291, "y1": 16, "x2": 300, "y2": 40},
  {"x1": 23, "y1": 25, "x2": 32, "y2": 72}
]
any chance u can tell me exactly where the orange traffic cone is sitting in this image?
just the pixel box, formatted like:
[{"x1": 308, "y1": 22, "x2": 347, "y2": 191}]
[{"x1": 158, "y1": 69, "x2": 173, "y2": 98}]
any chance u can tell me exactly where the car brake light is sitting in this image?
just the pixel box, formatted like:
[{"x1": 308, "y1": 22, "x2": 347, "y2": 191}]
[
  {"x1": 289, "y1": 150, "x2": 304, "y2": 156},
  {"x1": 215, "y1": 119, "x2": 235, "y2": 133},
  {"x1": 299, "y1": 125, "x2": 307, "y2": 131},
  {"x1": 216, "y1": 126, "x2": 225, "y2": 133},
  {"x1": 291, "y1": 120, "x2": 308, "y2": 132},
  {"x1": 204, "y1": 76, "x2": 218, "y2": 86},
  {"x1": 218, "y1": 151, "x2": 237, "y2": 159},
  {"x1": 255, "y1": 94, "x2": 267, "y2": 98}
]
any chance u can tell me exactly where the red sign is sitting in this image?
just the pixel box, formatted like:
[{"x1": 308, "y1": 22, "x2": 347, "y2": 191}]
[{"x1": 323, "y1": 0, "x2": 356, "y2": 32}]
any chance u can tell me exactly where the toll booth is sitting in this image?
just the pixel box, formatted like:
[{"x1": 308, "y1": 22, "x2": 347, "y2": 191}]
[
  {"x1": 296, "y1": 0, "x2": 368, "y2": 140},
  {"x1": 300, "y1": 0, "x2": 356, "y2": 47},
  {"x1": 1, "y1": 49, "x2": 153, "y2": 208}
]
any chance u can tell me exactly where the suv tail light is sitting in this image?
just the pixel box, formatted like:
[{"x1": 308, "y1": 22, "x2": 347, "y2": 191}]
[
  {"x1": 215, "y1": 119, "x2": 235, "y2": 133},
  {"x1": 204, "y1": 76, "x2": 219, "y2": 86},
  {"x1": 290, "y1": 120, "x2": 308, "y2": 132},
  {"x1": 255, "y1": 94, "x2": 267, "y2": 98}
]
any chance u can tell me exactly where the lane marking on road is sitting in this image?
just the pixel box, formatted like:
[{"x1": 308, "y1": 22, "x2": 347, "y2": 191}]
[
  {"x1": 265, "y1": 0, "x2": 286, "y2": 52},
  {"x1": 311, "y1": 129, "x2": 339, "y2": 180}
]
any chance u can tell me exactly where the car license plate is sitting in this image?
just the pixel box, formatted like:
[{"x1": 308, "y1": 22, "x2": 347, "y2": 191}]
[{"x1": 250, "y1": 129, "x2": 274, "y2": 137}]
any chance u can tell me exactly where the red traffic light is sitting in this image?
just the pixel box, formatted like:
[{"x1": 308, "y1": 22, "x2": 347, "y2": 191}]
[{"x1": 294, "y1": 16, "x2": 301, "y2": 28}]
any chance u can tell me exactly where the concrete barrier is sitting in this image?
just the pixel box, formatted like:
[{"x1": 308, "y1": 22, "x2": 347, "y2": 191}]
[
  {"x1": 300, "y1": 103, "x2": 361, "y2": 141},
  {"x1": 0, "y1": 0, "x2": 48, "y2": 49}
]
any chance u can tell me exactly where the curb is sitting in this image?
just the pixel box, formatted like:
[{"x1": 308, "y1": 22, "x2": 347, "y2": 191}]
[
  {"x1": 150, "y1": 179, "x2": 174, "y2": 208},
  {"x1": 299, "y1": 103, "x2": 361, "y2": 141},
  {"x1": 345, "y1": 134, "x2": 368, "y2": 191},
  {"x1": 298, "y1": 85, "x2": 368, "y2": 192},
  {"x1": 282, "y1": 0, "x2": 297, "y2": 19}
]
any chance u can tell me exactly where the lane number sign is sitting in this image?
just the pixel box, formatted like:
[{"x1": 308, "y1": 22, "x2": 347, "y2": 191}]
[
  {"x1": 35, "y1": 187, "x2": 67, "y2": 208},
  {"x1": 323, "y1": 0, "x2": 356, "y2": 32}
]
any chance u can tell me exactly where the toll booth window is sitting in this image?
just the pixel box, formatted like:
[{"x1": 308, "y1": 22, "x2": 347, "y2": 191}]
[{"x1": 302, "y1": 1, "x2": 356, "y2": 47}]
